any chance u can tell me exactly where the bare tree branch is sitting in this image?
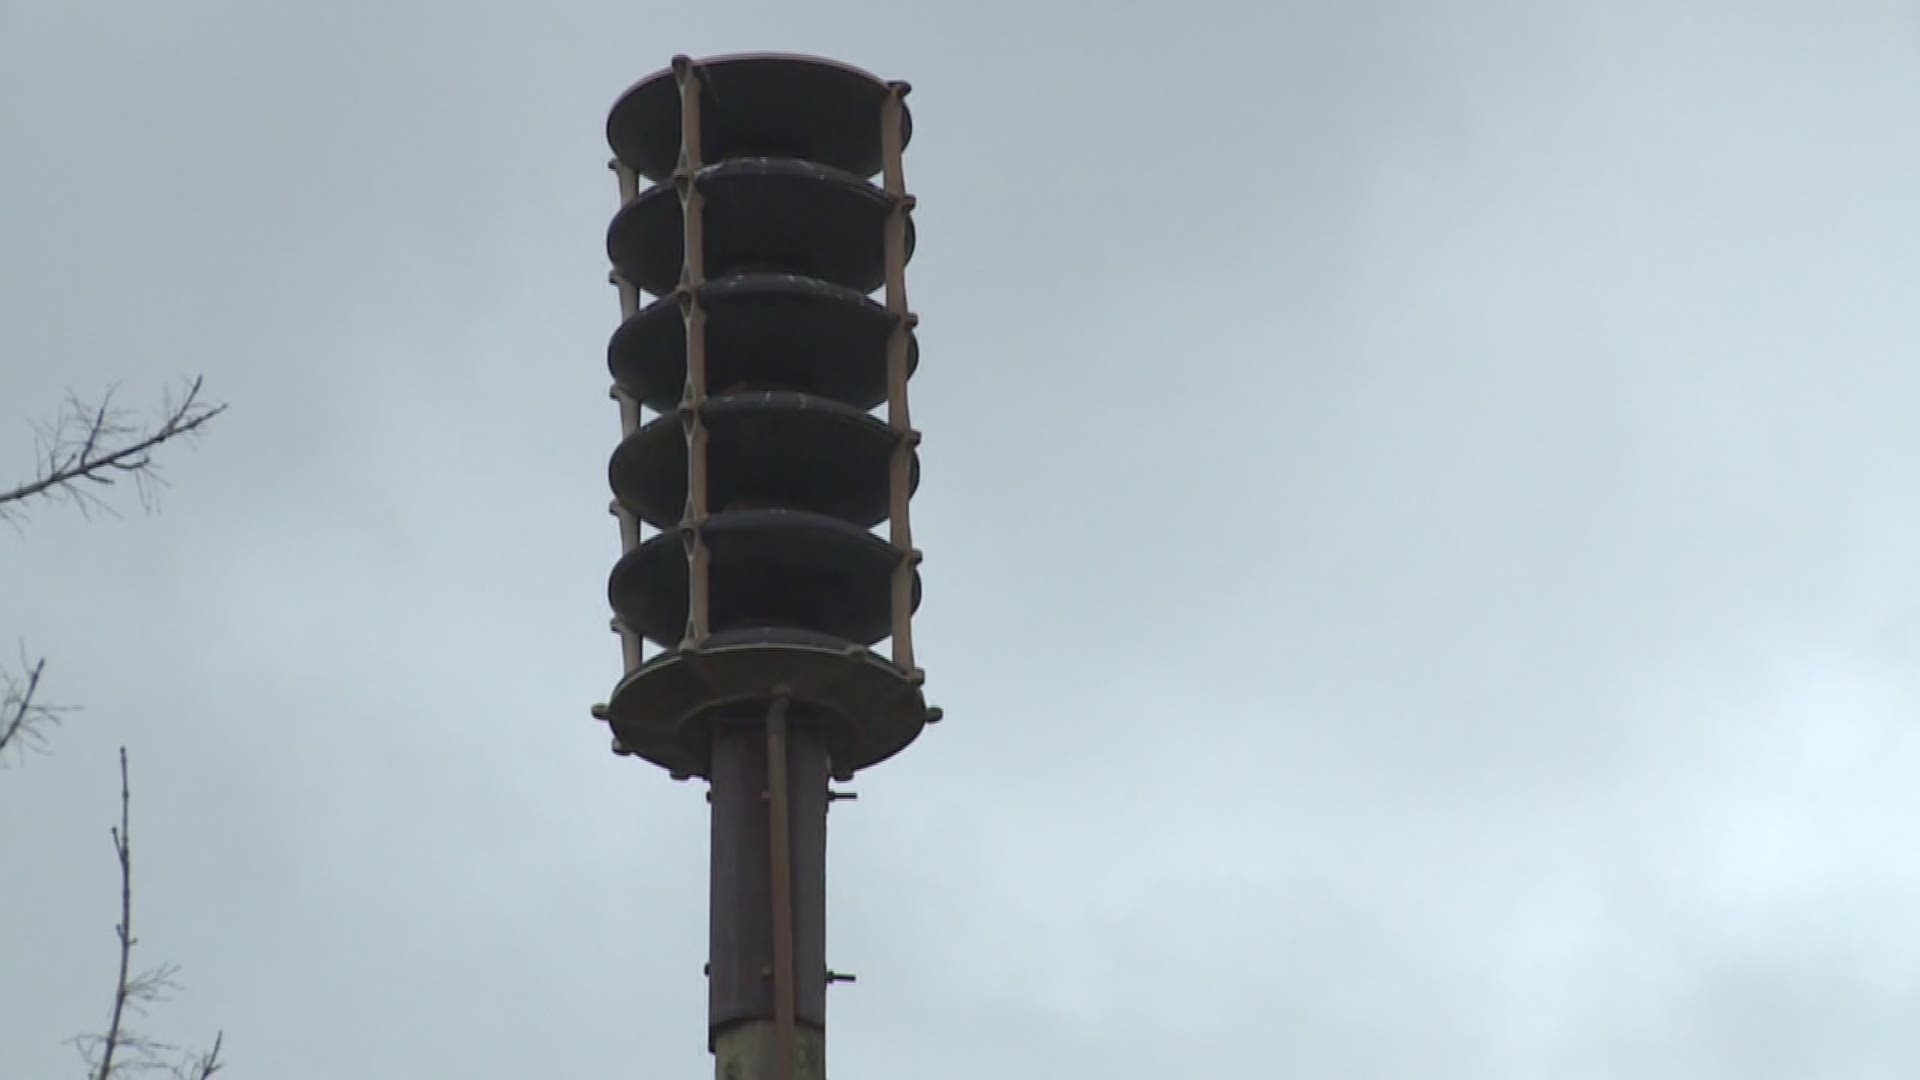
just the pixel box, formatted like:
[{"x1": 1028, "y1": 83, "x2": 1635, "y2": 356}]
[
  {"x1": 1, "y1": 376, "x2": 226, "y2": 522},
  {"x1": 4, "y1": 381, "x2": 233, "y2": 1070},
  {"x1": 0, "y1": 653, "x2": 49, "y2": 757},
  {"x1": 71, "y1": 749, "x2": 225, "y2": 1078},
  {"x1": 171, "y1": 1033, "x2": 225, "y2": 1080},
  {"x1": 0, "y1": 647, "x2": 77, "y2": 763},
  {"x1": 91, "y1": 747, "x2": 140, "y2": 1079}
]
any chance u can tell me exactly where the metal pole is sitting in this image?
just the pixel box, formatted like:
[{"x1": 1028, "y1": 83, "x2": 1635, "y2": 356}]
[
  {"x1": 710, "y1": 703, "x2": 828, "y2": 1080},
  {"x1": 607, "y1": 159, "x2": 645, "y2": 676},
  {"x1": 879, "y1": 81, "x2": 919, "y2": 676},
  {"x1": 765, "y1": 694, "x2": 797, "y2": 1080},
  {"x1": 673, "y1": 55, "x2": 713, "y2": 648}
]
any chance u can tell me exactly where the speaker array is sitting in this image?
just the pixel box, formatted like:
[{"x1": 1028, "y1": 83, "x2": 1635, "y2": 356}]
[{"x1": 598, "y1": 54, "x2": 934, "y2": 783}]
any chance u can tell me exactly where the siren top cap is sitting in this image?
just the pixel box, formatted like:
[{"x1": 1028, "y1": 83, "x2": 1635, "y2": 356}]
[{"x1": 607, "y1": 52, "x2": 911, "y2": 182}]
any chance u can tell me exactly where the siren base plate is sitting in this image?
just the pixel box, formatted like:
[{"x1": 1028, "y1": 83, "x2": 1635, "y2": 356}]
[{"x1": 605, "y1": 629, "x2": 927, "y2": 779}]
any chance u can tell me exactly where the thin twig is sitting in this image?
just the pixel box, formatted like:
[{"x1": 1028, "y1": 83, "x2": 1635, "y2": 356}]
[
  {"x1": 69, "y1": 749, "x2": 222, "y2": 1077},
  {"x1": 1, "y1": 376, "x2": 226, "y2": 521},
  {"x1": 1, "y1": 645, "x2": 77, "y2": 763},
  {"x1": 93, "y1": 747, "x2": 138, "y2": 1080},
  {"x1": 0, "y1": 653, "x2": 47, "y2": 757},
  {"x1": 172, "y1": 1032, "x2": 225, "y2": 1079}
]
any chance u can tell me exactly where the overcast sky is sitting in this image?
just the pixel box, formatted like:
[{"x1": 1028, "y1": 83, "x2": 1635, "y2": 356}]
[{"x1": 4, "y1": 1, "x2": 1920, "y2": 1077}]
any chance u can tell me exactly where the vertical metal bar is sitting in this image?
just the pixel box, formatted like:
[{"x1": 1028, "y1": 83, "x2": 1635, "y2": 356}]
[
  {"x1": 764, "y1": 694, "x2": 797, "y2": 1080},
  {"x1": 610, "y1": 160, "x2": 646, "y2": 673},
  {"x1": 674, "y1": 55, "x2": 713, "y2": 647},
  {"x1": 879, "y1": 81, "x2": 918, "y2": 674}
]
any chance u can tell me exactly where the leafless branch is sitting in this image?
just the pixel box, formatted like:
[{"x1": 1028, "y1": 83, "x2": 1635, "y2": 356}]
[
  {"x1": 1, "y1": 376, "x2": 226, "y2": 523},
  {"x1": 1, "y1": 646, "x2": 78, "y2": 763},
  {"x1": 88, "y1": 747, "x2": 142, "y2": 1079},
  {"x1": 171, "y1": 1032, "x2": 225, "y2": 1080},
  {"x1": 71, "y1": 749, "x2": 225, "y2": 1078}
]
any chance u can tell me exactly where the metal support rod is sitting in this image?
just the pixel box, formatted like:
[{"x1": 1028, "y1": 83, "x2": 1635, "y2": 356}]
[
  {"x1": 673, "y1": 54, "x2": 713, "y2": 647},
  {"x1": 879, "y1": 81, "x2": 918, "y2": 674},
  {"x1": 764, "y1": 693, "x2": 797, "y2": 1080},
  {"x1": 609, "y1": 160, "x2": 646, "y2": 674}
]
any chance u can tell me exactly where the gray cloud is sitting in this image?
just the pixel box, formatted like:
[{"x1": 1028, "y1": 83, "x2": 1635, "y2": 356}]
[{"x1": 4, "y1": 0, "x2": 1919, "y2": 1076}]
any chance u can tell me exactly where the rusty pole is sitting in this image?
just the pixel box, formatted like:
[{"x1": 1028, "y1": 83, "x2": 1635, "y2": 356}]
[{"x1": 765, "y1": 693, "x2": 797, "y2": 1080}]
